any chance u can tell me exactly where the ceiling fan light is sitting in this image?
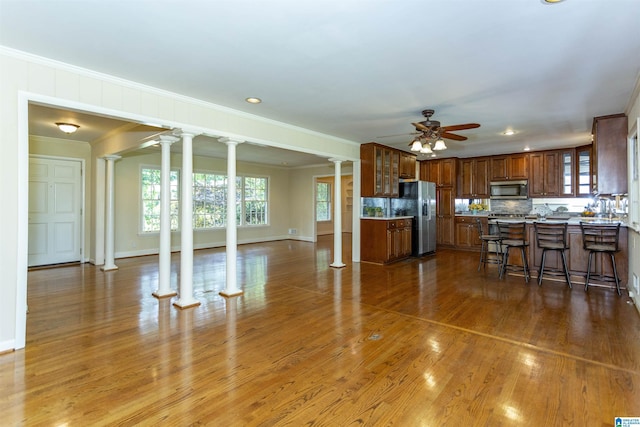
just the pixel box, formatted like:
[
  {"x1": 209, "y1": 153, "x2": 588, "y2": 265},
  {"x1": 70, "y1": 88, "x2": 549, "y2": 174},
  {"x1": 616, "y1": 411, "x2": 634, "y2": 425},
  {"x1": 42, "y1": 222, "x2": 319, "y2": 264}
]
[
  {"x1": 410, "y1": 139, "x2": 423, "y2": 151},
  {"x1": 433, "y1": 138, "x2": 447, "y2": 151},
  {"x1": 56, "y1": 122, "x2": 79, "y2": 134},
  {"x1": 420, "y1": 144, "x2": 433, "y2": 154}
]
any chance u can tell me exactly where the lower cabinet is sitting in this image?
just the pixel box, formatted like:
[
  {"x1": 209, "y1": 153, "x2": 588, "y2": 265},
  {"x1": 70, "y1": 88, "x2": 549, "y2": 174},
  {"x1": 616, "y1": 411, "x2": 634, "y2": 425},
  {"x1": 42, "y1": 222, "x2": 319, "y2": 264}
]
[
  {"x1": 361, "y1": 218, "x2": 412, "y2": 264},
  {"x1": 455, "y1": 216, "x2": 484, "y2": 250}
]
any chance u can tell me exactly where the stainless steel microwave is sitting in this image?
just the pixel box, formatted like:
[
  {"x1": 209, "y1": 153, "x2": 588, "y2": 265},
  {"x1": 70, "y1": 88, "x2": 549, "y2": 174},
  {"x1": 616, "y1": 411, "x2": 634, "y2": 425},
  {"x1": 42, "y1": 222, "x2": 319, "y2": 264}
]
[{"x1": 489, "y1": 180, "x2": 528, "y2": 199}]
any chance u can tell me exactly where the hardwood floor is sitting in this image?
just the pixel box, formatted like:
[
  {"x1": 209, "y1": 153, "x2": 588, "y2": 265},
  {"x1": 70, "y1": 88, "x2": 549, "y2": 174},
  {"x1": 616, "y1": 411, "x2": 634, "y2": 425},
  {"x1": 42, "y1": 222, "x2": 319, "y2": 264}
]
[{"x1": 2, "y1": 235, "x2": 640, "y2": 425}]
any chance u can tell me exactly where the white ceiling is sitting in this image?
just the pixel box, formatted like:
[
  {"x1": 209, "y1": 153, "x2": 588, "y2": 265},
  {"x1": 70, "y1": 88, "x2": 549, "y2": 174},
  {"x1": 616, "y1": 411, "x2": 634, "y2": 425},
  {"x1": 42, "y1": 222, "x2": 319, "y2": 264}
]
[{"x1": 3, "y1": 0, "x2": 640, "y2": 165}]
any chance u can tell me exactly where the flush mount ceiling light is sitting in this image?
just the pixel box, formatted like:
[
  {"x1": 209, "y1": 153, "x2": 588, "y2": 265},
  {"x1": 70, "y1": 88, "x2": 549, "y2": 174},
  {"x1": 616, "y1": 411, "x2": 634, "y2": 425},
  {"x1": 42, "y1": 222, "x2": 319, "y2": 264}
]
[
  {"x1": 503, "y1": 129, "x2": 515, "y2": 136},
  {"x1": 56, "y1": 122, "x2": 79, "y2": 134},
  {"x1": 245, "y1": 97, "x2": 262, "y2": 104},
  {"x1": 541, "y1": 0, "x2": 565, "y2": 3}
]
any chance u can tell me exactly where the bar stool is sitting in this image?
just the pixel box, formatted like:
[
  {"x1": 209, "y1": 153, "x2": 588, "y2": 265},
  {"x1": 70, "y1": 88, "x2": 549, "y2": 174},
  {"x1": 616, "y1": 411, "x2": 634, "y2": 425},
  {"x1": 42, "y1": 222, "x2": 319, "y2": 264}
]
[
  {"x1": 580, "y1": 222, "x2": 622, "y2": 295},
  {"x1": 497, "y1": 221, "x2": 530, "y2": 283},
  {"x1": 533, "y1": 222, "x2": 571, "y2": 288},
  {"x1": 475, "y1": 218, "x2": 502, "y2": 271}
]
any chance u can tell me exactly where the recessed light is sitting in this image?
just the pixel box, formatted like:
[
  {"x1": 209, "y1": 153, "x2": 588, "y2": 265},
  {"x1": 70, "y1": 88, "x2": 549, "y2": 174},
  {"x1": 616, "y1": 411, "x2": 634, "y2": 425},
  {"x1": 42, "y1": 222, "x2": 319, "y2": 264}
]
[
  {"x1": 524, "y1": 147, "x2": 531, "y2": 151},
  {"x1": 56, "y1": 122, "x2": 80, "y2": 134},
  {"x1": 503, "y1": 129, "x2": 515, "y2": 136},
  {"x1": 245, "y1": 97, "x2": 262, "y2": 104}
]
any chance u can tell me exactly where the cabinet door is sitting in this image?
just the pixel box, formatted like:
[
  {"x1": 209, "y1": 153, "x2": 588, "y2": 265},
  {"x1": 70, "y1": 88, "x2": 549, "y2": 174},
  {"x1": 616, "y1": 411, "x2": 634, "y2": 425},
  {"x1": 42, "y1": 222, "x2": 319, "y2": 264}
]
[
  {"x1": 390, "y1": 150, "x2": 400, "y2": 197},
  {"x1": 509, "y1": 154, "x2": 529, "y2": 179},
  {"x1": 543, "y1": 151, "x2": 560, "y2": 196},
  {"x1": 474, "y1": 158, "x2": 490, "y2": 198},
  {"x1": 490, "y1": 156, "x2": 509, "y2": 181},
  {"x1": 560, "y1": 150, "x2": 574, "y2": 197},
  {"x1": 593, "y1": 114, "x2": 628, "y2": 195},
  {"x1": 529, "y1": 153, "x2": 545, "y2": 197},
  {"x1": 440, "y1": 159, "x2": 456, "y2": 187},
  {"x1": 399, "y1": 153, "x2": 416, "y2": 179},
  {"x1": 459, "y1": 159, "x2": 474, "y2": 197},
  {"x1": 576, "y1": 145, "x2": 592, "y2": 196},
  {"x1": 375, "y1": 145, "x2": 384, "y2": 196}
]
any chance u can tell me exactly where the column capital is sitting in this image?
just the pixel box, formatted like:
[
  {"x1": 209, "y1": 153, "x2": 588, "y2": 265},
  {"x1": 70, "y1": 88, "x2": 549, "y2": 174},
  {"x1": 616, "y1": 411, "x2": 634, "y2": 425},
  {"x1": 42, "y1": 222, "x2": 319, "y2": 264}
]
[
  {"x1": 172, "y1": 128, "x2": 200, "y2": 138},
  {"x1": 158, "y1": 134, "x2": 179, "y2": 145},
  {"x1": 102, "y1": 154, "x2": 122, "y2": 161},
  {"x1": 218, "y1": 137, "x2": 244, "y2": 146},
  {"x1": 328, "y1": 158, "x2": 346, "y2": 164}
]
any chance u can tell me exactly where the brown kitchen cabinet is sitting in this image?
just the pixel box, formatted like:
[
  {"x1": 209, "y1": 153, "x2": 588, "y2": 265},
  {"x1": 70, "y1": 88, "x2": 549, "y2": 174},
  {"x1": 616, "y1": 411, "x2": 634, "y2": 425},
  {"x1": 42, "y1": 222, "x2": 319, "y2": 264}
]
[
  {"x1": 529, "y1": 150, "x2": 560, "y2": 197},
  {"x1": 399, "y1": 151, "x2": 417, "y2": 179},
  {"x1": 436, "y1": 187, "x2": 455, "y2": 246},
  {"x1": 575, "y1": 144, "x2": 593, "y2": 197},
  {"x1": 420, "y1": 158, "x2": 457, "y2": 187},
  {"x1": 361, "y1": 218, "x2": 412, "y2": 264},
  {"x1": 458, "y1": 157, "x2": 489, "y2": 198},
  {"x1": 592, "y1": 114, "x2": 628, "y2": 195},
  {"x1": 455, "y1": 216, "x2": 484, "y2": 250},
  {"x1": 490, "y1": 154, "x2": 529, "y2": 181},
  {"x1": 361, "y1": 143, "x2": 400, "y2": 197}
]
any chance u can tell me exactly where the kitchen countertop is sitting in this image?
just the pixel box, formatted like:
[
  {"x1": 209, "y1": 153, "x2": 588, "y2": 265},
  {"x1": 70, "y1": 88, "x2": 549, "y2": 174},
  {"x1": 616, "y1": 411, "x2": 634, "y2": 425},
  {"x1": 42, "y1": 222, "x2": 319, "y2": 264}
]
[
  {"x1": 361, "y1": 216, "x2": 414, "y2": 220},
  {"x1": 486, "y1": 217, "x2": 629, "y2": 227}
]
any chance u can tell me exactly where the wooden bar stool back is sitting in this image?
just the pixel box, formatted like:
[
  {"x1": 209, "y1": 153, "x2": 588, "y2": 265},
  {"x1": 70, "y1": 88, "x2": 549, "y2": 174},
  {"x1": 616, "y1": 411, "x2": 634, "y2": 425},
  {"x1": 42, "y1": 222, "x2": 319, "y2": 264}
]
[
  {"x1": 580, "y1": 222, "x2": 622, "y2": 295},
  {"x1": 497, "y1": 221, "x2": 530, "y2": 283},
  {"x1": 533, "y1": 222, "x2": 571, "y2": 288},
  {"x1": 475, "y1": 218, "x2": 502, "y2": 271}
]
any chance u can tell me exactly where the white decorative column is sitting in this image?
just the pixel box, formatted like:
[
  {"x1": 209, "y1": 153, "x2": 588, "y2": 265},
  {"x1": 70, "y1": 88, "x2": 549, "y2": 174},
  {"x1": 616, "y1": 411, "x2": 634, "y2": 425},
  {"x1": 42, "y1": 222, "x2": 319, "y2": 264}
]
[
  {"x1": 153, "y1": 135, "x2": 179, "y2": 299},
  {"x1": 219, "y1": 137, "x2": 244, "y2": 297},
  {"x1": 329, "y1": 158, "x2": 346, "y2": 268},
  {"x1": 101, "y1": 155, "x2": 121, "y2": 271},
  {"x1": 174, "y1": 132, "x2": 201, "y2": 309}
]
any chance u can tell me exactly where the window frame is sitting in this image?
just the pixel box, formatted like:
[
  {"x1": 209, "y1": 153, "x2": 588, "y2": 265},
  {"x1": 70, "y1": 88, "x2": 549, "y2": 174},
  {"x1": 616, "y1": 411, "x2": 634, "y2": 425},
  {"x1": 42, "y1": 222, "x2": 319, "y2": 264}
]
[
  {"x1": 139, "y1": 165, "x2": 181, "y2": 234},
  {"x1": 316, "y1": 181, "x2": 332, "y2": 222}
]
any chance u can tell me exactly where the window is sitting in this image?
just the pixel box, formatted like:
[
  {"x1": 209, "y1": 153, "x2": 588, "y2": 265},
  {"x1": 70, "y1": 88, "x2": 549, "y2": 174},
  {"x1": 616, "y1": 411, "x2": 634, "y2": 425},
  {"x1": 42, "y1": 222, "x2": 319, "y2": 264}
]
[
  {"x1": 141, "y1": 167, "x2": 179, "y2": 232},
  {"x1": 192, "y1": 172, "x2": 268, "y2": 228},
  {"x1": 142, "y1": 169, "x2": 268, "y2": 230},
  {"x1": 243, "y1": 176, "x2": 268, "y2": 225},
  {"x1": 316, "y1": 182, "x2": 331, "y2": 221},
  {"x1": 193, "y1": 172, "x2": 228, "y2": 228}
]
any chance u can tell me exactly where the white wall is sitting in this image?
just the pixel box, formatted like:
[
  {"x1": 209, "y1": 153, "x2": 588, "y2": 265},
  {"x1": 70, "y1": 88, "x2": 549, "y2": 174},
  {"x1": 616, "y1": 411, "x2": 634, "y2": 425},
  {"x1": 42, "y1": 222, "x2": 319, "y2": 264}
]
[
  {"x1": 626, "y1": 78, "x2": 640, "y2": 314},
  {"x1": 0, "y1": 47, "x2": 360, "y2": 351}
]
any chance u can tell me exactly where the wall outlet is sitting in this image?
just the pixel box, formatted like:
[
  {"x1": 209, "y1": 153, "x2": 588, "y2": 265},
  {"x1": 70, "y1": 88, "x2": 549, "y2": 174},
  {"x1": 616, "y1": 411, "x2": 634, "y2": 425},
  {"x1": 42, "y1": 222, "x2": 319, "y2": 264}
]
[{"x1": 288, "y1": 228, "x2": 297, "y2": 235}]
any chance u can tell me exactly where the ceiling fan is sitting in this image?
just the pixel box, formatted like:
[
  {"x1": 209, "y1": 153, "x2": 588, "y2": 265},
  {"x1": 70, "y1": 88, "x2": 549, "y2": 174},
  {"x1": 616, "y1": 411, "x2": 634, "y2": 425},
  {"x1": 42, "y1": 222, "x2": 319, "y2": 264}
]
[{"x1": 408, "y1": 109, "x2": 480, "y2": 153}]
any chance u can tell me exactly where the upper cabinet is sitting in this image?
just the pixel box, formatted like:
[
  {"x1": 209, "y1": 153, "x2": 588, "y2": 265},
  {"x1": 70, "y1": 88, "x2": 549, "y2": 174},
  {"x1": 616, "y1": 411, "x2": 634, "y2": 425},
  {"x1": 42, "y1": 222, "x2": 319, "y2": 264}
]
[
  {"x1": 490, "y1": 154, "x2": 528, "y2": 181},
  {"x1": 529, "y1": 151, "x2": 560, "y2": 197},
  {"x1": 592, "y1": 114, "x2": 628, "y2": 195},
  {"x1": 361, "y1": 143, "x2": 400, "y2": 197},
  {"x1": 420, "y1": 158, "x2": 457, "y2": 187},
  {"x1": 399, "y1": 151, "x2": 417, "y2": 179},
  {"x1": 575, "y1": 144, "x2": 592, "y2": 197},
  {"x1": 458, "y1": 157, "x2": 489, "y2": 198}
]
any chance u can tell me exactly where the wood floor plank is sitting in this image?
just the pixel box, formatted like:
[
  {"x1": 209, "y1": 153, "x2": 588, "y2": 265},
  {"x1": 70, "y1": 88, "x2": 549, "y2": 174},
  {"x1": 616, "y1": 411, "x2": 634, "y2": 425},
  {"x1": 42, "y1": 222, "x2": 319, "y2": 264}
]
[{"x1": 2, "y1": 236, "x2": 639, "y2": 425}]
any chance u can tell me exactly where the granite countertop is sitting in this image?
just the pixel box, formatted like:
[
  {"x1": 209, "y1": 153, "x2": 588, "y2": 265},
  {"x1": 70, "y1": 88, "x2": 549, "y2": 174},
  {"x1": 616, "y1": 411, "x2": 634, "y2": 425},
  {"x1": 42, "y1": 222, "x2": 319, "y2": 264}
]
[
  {"x1": 361, "y1": 216, "x2": 414, "y2": 220},
  {"x1": 487, "y1": 217, "x2": 629, "y2": 227}
]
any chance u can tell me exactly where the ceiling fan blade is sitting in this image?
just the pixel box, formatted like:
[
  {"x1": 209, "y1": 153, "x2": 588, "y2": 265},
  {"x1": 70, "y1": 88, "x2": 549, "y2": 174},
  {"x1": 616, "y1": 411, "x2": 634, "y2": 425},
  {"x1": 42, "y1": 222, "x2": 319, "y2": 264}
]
[
  {"x1": 440, "y1": 132, "x2": 467, "y2": 141},
  {"x1": 377, "y1": 131, "x2": 419, "y2": 139},
  {"x1": 412, "y1": 122, "x2": 430, "y2": 132},
  {"x1": 441, "y1": 123, "x2": 480, "y2": 132}
]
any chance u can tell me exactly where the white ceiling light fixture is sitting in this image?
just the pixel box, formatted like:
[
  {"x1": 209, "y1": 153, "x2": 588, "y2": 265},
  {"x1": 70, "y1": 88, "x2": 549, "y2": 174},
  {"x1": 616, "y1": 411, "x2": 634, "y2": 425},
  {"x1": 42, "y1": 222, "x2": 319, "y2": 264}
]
[
  {"x1": 420, "y1": 143, "x2": 433, "y2": 154},
  {"x1": 503, "y1": 129, "x2": 515, "y2": 136},
  {"x1": 433, "y1": 138, "x2": 447, "y2": 151},
  {"x1": 410, "y1": 137, "x2": 423, "y2": 152},
  {"x1": 245, "y1": 97, "x2": 262, "y2": 104},
  {"x1": 56, "y1": 122, "x2": 79, "y2": 134},
  {"x1": 542, "y1": 0, "x2": 565, "y2": 3}
]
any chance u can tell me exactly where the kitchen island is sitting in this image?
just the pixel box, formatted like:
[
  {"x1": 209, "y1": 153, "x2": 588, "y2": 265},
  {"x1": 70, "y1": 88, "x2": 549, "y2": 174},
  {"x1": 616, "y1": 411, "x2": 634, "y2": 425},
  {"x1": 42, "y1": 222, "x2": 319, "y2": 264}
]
[
  {"x1": 483, "y1": 217, "x2": 630, "y2": 290},
  {"x1": 361, "y1": 216, "x2": 413, "y2": 264}
]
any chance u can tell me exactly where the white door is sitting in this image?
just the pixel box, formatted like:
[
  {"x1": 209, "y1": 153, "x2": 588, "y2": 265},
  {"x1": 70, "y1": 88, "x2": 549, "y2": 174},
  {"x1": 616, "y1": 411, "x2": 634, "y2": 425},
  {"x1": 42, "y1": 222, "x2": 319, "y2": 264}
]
[{"x1": 28, "y1": 157, "x2": 82, "y2": 267}]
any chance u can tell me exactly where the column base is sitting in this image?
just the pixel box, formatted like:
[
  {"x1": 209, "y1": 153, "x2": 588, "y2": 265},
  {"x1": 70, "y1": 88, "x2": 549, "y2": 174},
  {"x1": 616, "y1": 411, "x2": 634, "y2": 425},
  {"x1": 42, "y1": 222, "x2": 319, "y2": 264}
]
[
  {"x1": 330, "y1": 262, "x2": 346, "y2": 268},
  {"x1": 219, "y1": 289, "x2": 244, "y2": 298},
  {"x1": 101, "y1": 265, "x2": 119, "y2": 272},
  {"x1": 152, "y1": 291, "x2": 177, "y2": 299},
  {"x1": 173, "y1": 299, "x2": 201, "y2": 309}
]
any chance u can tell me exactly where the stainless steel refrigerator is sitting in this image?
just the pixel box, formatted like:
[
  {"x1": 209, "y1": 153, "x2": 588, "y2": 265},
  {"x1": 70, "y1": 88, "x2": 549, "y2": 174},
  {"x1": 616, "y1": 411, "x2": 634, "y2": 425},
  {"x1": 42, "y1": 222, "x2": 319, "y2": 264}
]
[{"x1": 392, "y1": 181, "x2": 437, "y2": 256}]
